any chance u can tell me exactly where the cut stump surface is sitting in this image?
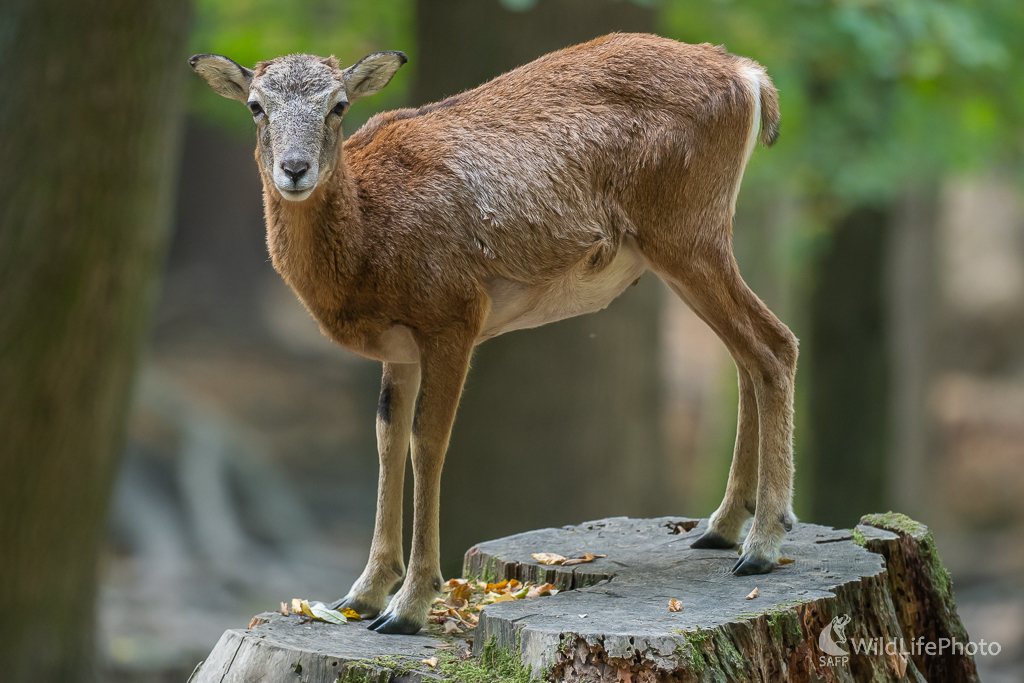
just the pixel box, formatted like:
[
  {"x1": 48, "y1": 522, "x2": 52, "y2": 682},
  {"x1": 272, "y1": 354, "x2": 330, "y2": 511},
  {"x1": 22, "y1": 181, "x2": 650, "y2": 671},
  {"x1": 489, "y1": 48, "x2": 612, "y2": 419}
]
[{"x1": 192, "y1": 514, "x2": 979, "y2": 682}]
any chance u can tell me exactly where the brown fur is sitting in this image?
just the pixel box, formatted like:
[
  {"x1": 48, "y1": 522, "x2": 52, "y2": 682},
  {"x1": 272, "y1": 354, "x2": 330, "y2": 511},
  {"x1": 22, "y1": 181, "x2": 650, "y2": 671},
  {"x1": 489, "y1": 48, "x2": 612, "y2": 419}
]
[{"x1": 192, "y1": 32, "x2": 795, "y2": 634}]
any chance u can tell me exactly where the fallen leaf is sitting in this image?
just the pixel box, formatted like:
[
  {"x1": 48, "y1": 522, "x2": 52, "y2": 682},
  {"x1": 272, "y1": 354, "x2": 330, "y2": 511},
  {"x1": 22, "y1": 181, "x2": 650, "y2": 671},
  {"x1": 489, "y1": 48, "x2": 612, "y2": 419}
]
[
  {"x1": 444, "y1": 593, "x2": 468, "y2": 610},
  {"x1": 280, "y1": 602, "x2": 290, "y2": 616},
  {"x1": 563, "y1": 552, "x2": 607, "y2": 566},
  {"x1": 445, "y1": 578, "x2": 468, "y2": 588},
  {"x1": 778, "y1": 558, "x2": 795, "y2": 565},
  {"x1": 745, "y1": 588, "x2": 759, "y2": 600},
  {"x1": 527, "y1": 583, "x2": 557, "y2": 598},
  {"x1": 422, "y1": 657, "x2": 439, "y2": 668},
  {"x1": 291, "y1": 598, "x2": 304, "y2": 615},
  {"x1": 491, "y1": 593, "x2": 517, "y2": 603},
  {"x1": 309, "y1": 602, "x2": 348, "y2": 624},
  {"x1": 340, "y1": 607, "x2": 362, "y2": 621},
  {"x1": 563, "y1": 553, "x2": 594, "y2": 566},
  {"x1": 444, "y1": 620, "x2": 462, "y2": 635},
  {"x1": 668, "y1": 599, "x2": 683, "y2": 612},
  {"x1": 249, "y1": 616, "x2": 269, "y2": 629},
  {"x1": 508, "y1": 579, "x2": 523, "y2": 592},
  {"x1": 485, "y1": 580, "x2": 508, "y2": 592},
  {"x1": 512, "y1": 585, "x2": 529, "y2": 599},
  {"x1": 665, "y1": 520, "x2": 699, "y2": 535},
  {"x1": 532, "y1": 553, "x2": 567, "y2": 565},
  {"x1": 446, "y1": 582, "x2": 473, "y2": 608}
]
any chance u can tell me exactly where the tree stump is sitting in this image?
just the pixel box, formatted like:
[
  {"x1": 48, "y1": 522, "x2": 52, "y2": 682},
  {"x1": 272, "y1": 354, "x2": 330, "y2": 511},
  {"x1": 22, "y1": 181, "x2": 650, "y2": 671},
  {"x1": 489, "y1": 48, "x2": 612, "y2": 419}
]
[{"x1": 191, "y1": 514, "x2": 979, "y2": 682}]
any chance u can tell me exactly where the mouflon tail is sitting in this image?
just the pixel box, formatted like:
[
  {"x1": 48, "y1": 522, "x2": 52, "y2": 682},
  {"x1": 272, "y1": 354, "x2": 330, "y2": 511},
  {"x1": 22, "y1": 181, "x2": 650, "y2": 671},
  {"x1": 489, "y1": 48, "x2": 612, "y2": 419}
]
[{"x1": 758, "y1": 71, "x2": 780, "y2": 147}]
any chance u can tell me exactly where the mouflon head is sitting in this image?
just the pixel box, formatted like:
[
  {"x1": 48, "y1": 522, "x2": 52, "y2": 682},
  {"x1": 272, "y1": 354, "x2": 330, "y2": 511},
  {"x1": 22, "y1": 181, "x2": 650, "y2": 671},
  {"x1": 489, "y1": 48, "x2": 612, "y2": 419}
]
[{"x1": 189, "y1": 50, "x2": 406, "y2": 201}]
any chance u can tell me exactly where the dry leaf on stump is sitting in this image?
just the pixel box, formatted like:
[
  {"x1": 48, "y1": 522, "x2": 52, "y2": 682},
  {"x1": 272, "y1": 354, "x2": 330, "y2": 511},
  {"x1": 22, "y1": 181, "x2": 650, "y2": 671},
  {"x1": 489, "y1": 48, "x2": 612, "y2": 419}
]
[
  {"x1": 527, "y1": 583, "x2": 558, "y2": 598},
  {"x1": 665, "y1": 520, "x2": 699, "y2": 535}
]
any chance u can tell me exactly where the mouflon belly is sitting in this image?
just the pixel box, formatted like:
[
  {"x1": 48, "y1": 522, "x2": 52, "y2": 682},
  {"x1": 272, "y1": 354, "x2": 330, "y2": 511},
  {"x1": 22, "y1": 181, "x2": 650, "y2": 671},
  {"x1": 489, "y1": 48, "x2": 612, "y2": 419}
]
[
  {"x1": 319, "y1": 240, "x2": 646, "y2": 363},
  {"x1": 478, "y1": 239, "x2": 646, "y2": 342}
]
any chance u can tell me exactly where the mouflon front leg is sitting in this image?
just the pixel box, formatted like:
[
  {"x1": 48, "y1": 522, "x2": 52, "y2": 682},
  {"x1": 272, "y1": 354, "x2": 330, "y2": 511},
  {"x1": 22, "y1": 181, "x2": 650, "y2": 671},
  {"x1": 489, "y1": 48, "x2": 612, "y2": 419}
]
[
  {"x1": 369, "y1": 327, "x2": 477, "y2": 634},
  {"x1": 331, "y1": 362, "x2": 420, "y2": 617}
]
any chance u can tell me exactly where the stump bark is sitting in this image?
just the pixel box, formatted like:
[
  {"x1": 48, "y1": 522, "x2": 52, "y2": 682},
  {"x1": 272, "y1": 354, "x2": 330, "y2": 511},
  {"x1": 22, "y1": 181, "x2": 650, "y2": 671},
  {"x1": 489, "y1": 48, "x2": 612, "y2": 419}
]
[{"x1": 191, "y1": 514, "x2": 979, "y2": 682}]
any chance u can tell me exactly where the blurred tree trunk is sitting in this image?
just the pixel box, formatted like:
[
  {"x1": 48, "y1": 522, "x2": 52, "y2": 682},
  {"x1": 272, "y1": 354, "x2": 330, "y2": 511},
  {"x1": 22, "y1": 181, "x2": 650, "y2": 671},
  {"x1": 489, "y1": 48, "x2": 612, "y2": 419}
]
[
  {"x1": 884, "y1": 190, "x2": 938, "y2": 520},
  {"x1": 0, "y1": 1, "x2": 189, "y2": 680},
  {"x1": 807, "y1": 193, "x2": 941, "y2": 527},
  {"x1": 806, "y1": 206, "x2": 890, "y2": 527},
  {"x1": 411, "y1": 0, "x2": 669, "y2": 576}
]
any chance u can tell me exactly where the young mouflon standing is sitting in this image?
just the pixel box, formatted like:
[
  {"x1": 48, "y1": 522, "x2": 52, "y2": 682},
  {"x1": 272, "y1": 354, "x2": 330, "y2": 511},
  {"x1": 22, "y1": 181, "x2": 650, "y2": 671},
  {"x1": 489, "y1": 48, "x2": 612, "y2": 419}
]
[{"x1": 190, "y1": 33, "x2": 797, "y2": 635}]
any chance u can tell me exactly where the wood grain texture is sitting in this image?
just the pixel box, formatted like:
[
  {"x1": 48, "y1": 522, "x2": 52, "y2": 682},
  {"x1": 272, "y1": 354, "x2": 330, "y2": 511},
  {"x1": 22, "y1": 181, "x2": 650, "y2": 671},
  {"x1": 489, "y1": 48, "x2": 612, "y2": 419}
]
[{"x1": 193, "y1": 515, "x2": 979, "y2": 682}]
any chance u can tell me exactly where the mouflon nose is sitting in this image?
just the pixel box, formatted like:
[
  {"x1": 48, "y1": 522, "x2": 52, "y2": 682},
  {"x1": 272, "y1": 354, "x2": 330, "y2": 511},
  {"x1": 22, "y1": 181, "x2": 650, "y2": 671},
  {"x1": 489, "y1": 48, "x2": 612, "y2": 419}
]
[{"x1": 280, "y1": 158, "x2": 310, "y2": 184}]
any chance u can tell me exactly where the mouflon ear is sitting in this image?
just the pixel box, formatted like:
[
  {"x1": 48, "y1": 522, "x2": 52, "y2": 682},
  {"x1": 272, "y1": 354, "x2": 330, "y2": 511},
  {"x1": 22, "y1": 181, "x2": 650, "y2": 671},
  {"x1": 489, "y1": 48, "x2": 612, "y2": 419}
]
[
  {"x1": 189, "y1": 54, "x2": 254, "y2": 102},
  {"x1": 342, "y1": 51, "x2": 407, "y2": 103}
]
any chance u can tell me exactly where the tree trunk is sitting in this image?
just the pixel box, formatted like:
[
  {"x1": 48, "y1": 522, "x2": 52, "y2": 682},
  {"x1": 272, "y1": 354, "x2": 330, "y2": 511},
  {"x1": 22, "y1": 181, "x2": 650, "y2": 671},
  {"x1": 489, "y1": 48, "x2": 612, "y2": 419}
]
[
  {"x1": 807, "y1": 206, "x2": 890, "y2": 527},
  {"x1": 410, "y1": 0, "x2": 667, "y2": 578},
  {"x1": 884, "y1": 190, "x2": 939, "y2": 519},
  {"x1": 0, "y1": 1, "x2": 189, "y2": 681}
]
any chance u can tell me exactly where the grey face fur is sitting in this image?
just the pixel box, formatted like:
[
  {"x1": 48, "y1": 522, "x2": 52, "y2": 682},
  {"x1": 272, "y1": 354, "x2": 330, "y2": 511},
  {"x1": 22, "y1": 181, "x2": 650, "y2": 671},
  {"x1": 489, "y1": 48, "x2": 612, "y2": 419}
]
[{"x1": 190, "y1": 51, "x2": 407, "y2": 202}]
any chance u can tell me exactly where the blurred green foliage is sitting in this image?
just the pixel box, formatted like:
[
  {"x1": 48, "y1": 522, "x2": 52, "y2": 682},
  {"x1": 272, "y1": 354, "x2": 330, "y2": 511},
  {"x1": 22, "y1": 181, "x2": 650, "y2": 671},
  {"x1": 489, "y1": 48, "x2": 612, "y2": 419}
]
[
  {"x1": 190, "y1": 0, "x2": 1024, "y2": 203},
  {"x1": 661, "y1": 0, "x2": 1024, "y2": 210},
  {"x1": 188, "y1": 0, "x2": 413, "y2": 135}
]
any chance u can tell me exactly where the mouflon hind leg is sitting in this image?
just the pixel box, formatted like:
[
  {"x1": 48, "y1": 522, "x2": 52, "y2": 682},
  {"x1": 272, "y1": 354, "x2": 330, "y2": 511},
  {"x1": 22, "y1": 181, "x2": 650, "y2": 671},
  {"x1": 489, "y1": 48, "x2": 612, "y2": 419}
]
[
  {"x1": 368, "y1": 325, "x2": 477, "y2": 634},
  {"x1": 651, "y1": 239, "x2": 797, "y2": 575},
  {"x1": 331, "y1": 362, "x2": 420, "y2": 618},
  {"x1": 690, "y1": 362, "x2": 758, "y2": 551}
]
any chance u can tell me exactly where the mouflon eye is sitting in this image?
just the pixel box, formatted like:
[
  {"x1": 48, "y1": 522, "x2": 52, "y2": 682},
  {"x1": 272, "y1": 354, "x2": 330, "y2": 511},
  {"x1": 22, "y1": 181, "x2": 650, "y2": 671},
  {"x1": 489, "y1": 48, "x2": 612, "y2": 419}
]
[
  {"x1": 248, "y1": 101, "x2": 264, "y2": 117},
  {"x1": 331, "y1": 101, "x2": 348, "y2": 117}
]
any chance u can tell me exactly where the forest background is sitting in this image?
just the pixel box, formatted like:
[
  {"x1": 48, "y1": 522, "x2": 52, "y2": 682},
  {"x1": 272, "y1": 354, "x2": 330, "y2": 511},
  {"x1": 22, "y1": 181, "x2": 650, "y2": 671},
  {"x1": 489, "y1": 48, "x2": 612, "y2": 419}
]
[{"x1": 2, "y1": 0, "x2": 1023, "y2": 681}]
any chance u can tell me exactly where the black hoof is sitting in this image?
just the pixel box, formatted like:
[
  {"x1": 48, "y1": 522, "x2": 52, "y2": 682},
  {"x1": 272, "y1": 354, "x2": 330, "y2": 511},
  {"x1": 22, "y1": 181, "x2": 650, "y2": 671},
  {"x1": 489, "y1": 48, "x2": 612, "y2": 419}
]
[
  {"x1": 368, "y1": 611, "x2": 422, "y2": 635},
  {"x1": 732, "y1": 554, "x2": 774, "y2": 576},
  {"x1": 691, "y1": 531, "x2": 736, "y2": 550},
  {"x1": 328, "y1": 596, "x2": 381, "y2": 618}
]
